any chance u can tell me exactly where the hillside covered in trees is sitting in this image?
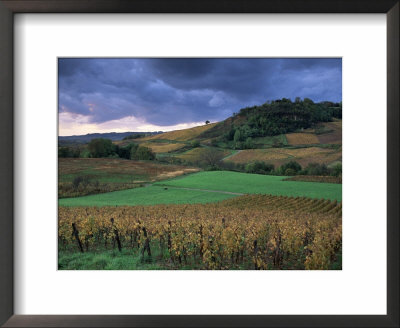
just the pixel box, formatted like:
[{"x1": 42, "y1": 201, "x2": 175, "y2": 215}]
[{"x1": 199, "y1": 98, "x2": 341, "y2": 148}]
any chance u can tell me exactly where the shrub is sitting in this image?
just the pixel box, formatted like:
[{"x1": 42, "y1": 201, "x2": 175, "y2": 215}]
[
  {"x1": 72, "y1": 176, "x2": 83, "y2": 189},
  {"x1": 82, "y1": 175, "x2": 91, "y2": 187},
  {"x1": 131, "y1": 146, "x2": 155, "y2": 160},
  {"x1": 243, "y1": 137, "x2": 255, "y2": 149},
  {"x1": 88, "y1": 138, "x2": 116, "y2": 158},
  {"x1": 284, "y1": 168, "x2": 297, "y2": 176},
  {"x1": 331, "y1": 163, "x2": 342, "y2": 177},
  {"x1": 205, "y1": 164, "x2": 220, "y2": 171},
  {"x1": 191, "y1": 140, "x2": 200, "y2": 148},
  {"x1": 58, "y1": 146, "x2": 80, "y2": 158},
  {"x1": 58, "y1": 147, "x2": 71, "y2": 158},
  {"x1": 280, "y1": 161, "x2": 302, "y2": 175},
  {"x1": 219, "y1": 161, "x2": 236, "y2": 171},
  {"x1": 80, "y1": 149, "x2": 91, "y2": 158},
  {"x1": 198, "y1": 148, "x2": 224, "y2": 167},
  {"x1": 72, "y1": 175, "x2": 91, "y2": 189},
  {"x1": 272, "y1": 139, "x2": 284, "y2": 148},
  {"x1": 117, "y1": 143, "x2": 135, "y2": 159},
  {"x1": 210, "y1": 139, "x2": 218, "y2": 147},
  {"x1": 304, "y1": 163, "x2": 329, "y2": 176},
  {"x1": 245, "y1": 161, "x2": 275, "y2": 175}
]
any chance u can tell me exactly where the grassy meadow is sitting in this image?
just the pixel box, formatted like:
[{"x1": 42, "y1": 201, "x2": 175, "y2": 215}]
[
  {"x1": 155, "y1": 171, "x2": 342, "y2": 201},
  {"x1": 58, "y1": 184, "x2": 237, "y2": 207},
  {"x1": 59, "y1": 171, "x2": 341, "y2": 207}
]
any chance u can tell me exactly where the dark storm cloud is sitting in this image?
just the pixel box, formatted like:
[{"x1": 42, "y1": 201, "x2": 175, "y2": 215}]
[{"x1": 58, "y1": 58, "x2": 342, "y2": 126}]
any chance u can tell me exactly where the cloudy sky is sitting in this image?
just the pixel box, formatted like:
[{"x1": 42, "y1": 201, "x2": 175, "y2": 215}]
[{"x1": 58, "y1": 58, "x2": 342, "y2": 136}]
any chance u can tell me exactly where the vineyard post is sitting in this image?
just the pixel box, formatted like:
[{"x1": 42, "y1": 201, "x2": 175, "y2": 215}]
[
  {"x1": 199, "y1": 224, "x2": 203, "y2": 259},
  {"x1": 110, "y1": 218, "x2": 116, "y2": 249},
  {"x1": 141, "y1": 227, "x2": 151, "y2": 258},
  {"x1": 253, "y1": 239, "x2": 259, "y2": 270},
  {"x1": 273, "y1": 229, "x2": 283, "y2": 268},
  {"x1": 71, "y1": 223, "x2": 84, "y2": 253},
  {"x1": 240, "y1": 232, "x2": 245, "y2": 263},
  {"x1": 220, "y1": 218, "x2": 226, "y2": 266},
  {"x1": 110, "y1": 218, "x2": 122, "y2": 252},
  {"x1": 136, "y1": 220, "x2": 141, "y2": 249},
  {"x1": 159, "y1": 235, "x2": 165, "y2": 259},
  {"x1": 182, "y1": 246, "x2": 187, "y2": 264},
  {"x1": 208, "y1": 235, "x2": 216, "y2": 266},
  {"x1": 167, "y1": 221, "x2": 173, "y2": 262}
]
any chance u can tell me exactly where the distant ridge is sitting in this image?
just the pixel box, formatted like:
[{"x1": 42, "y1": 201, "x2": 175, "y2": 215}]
[{"x1": 58, "y1": 131, "x2": 163, "y2": 143}]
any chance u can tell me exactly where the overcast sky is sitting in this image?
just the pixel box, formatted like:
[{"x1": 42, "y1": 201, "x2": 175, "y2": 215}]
[{"x1": 58, "y1": 58, "x2": 342, "y2": 136}]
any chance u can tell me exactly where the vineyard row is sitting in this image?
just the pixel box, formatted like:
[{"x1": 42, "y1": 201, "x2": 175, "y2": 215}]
[{"x1": 59, "y1": 194, "x2": 342, "y2": 270}]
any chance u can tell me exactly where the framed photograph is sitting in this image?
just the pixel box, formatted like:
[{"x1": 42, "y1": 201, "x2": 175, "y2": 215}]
[
  {"x1": 57, "y1": 56, "x2": 343, "y2": 272},
  {"x1": 1, "y1": 1, "x2": 398, "y2": 327}
]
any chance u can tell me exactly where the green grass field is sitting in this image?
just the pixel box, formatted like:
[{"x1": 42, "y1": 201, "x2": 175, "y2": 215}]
[
  {"x1": 252, "y1": 134, "x2": 288, "y2": 147},
  {"x1": 58, "y1": 248, "x2": 166, "y2": 270},
  {"x1": 155, "y1": 171, "x2": 342, "y2": 201},
  {"x1": 59, "y1": 171, "x2": 341, "y2": 207},
  {"x1": 58, "y1": 184, "x2": 237, "y2": 206},
  {"x1": 58, "y1": 246, "x2": 341, "y2": 270}
]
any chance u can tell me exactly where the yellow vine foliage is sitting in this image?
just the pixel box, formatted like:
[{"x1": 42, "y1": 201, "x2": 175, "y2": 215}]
[{"x1": 59, "y1": 194, "x2": 342, "y2": 270}]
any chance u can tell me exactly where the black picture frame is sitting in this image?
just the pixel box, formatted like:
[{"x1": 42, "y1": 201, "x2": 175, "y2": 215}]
[{"x1": 0, "y1": 1, "x2": 398, "y2": 327}]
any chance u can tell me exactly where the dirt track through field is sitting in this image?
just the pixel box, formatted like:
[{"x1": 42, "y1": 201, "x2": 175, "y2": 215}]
[{"x1": 222, "y1": 150, "x2": 242, "y2": 161}]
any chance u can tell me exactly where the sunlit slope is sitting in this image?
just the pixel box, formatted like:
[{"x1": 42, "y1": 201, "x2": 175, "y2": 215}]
[
  {"x1": 224, "y1": 146, "x2": 342, "y2": 167},
  {"x1": 142, "y1": 122, "x2": 217, "y2": 142},
  {"x1": 139, "y1": 142, "x2": 186, "y2": 153}
]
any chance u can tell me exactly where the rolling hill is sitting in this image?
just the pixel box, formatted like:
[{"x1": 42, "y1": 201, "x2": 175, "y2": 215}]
[
  {"x1": 112, "y1": 99, "x2": 342, "y2": 169},
  {"x1": 59, "y1": 98, "x2": 342, "y2": 170}
]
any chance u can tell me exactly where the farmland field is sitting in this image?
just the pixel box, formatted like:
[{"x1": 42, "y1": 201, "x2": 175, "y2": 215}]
[
  {"x1": 176, "y1": 147, "x2": 232, "y2": 162},
  {"x1": 140, "y1": 142, "x2": 186, "y2": 153},
  {"x1": 224, "y1": 146, "x2": 342, "y2": 167},
  {"x1": 317, "y1": 121, "x2": 342, "y2": 144},
  {"x1": 59, "y1": 158, "x2": 199, "y2": 182},
  {"x1": 285, "y1": 133, "x2": 320, "y2": 145},
  {"x1": 58, "y1": 158, "x2": 199, "y2": 198}
]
